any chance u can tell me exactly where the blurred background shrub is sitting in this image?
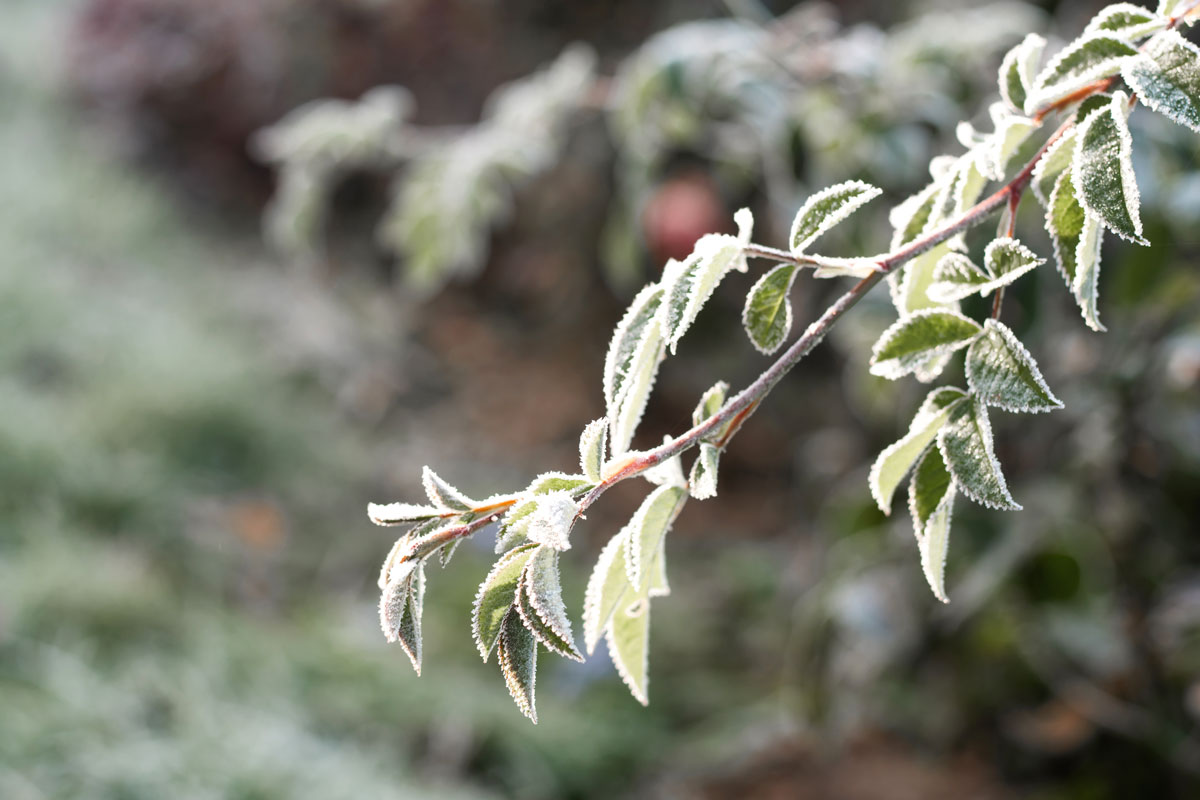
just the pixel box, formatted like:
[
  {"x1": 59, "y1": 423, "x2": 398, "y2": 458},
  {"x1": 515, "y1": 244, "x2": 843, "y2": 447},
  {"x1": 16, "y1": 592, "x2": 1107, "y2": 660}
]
[{"x1": 2, "y1": 0, "x2": 1200, "y2": 797}]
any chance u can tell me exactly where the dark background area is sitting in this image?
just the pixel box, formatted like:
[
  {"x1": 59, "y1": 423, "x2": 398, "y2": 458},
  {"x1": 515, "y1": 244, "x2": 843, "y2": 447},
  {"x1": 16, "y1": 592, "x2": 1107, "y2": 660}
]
[{"x1": 2, "y1": 1, "x2": 1200, "y2": 798}]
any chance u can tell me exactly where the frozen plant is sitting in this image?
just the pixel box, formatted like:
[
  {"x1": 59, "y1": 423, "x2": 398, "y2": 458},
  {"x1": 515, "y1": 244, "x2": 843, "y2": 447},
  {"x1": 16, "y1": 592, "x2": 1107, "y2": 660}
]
[{"x1": 369, "y1": 2, "x2": 1200, "y2": 721}]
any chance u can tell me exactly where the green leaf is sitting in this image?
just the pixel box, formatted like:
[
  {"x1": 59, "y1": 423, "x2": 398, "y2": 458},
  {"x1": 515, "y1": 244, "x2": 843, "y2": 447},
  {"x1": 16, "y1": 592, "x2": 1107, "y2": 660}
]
[
  {"x1": 908, "y1": 446, "x2": 956, "y2": 603},
  {"x1": 937, "y1": 395, "x2": 1021, "y2": 511},
  {"x1": 1123, "y1": 30, "x2": 1200, "y2": 134},
  {"x1": 422, "y1": 465, "x2": 475, "y2": 511},
  {"x1": 623, "y1": 485, "x2": 688, "y2": 592},
  {"x1": 1084, "y1": 4, "x2": 1166, "y2": 41},
  {"x1": 1072, "y1": 91, "x2": 1147, "y2": 245},
  {"x1": 438, "y1": 539, "x2": 462, "y2": 568},
  {"x1": 999, "y1": 34, "x2": 1047, "y2": 112},
  {"x1": 517, "y1": 546, "x2": 583, "y2": 662},
  {"x1": 582, "y1": 530, "x2": 632, "y2": 655},
  {"x1": 789, "y1": 180, "x2": 882, "y2": 255},
  {"x1": 1046, "y1": 168, "x2": 1086, "y2": 287},
  {"x1": 606, "y1": 595, "x2": 651, "y2": 705},
  {"x1": 379, "y1": 564, "x2": 425, "y2": 674},
  {"x1": 889, "y1": 179, "x2": 942, "y2": 251},
  {"x1": 603, "y1": 283, "x2": 663, "y2": 413},
  {"x1": 1031, "y1": 129, "x2": 1077, "y2": 206},
  {"x1": 869, "y1": 310, "x2": 983, "y2": 380},
  {"x1": 688, "y1": 443, "x2": 721, "y2": 500},
  {"x1": 472, "y1": 543, "x2": 539, "y2": 661},
  {"x1": 986, "y1": 237, "x2": 1044, "y2": 282},
  {"x1": 1074, "y1": 212, "x2": 1108, "y2": 332},
  {"x1": 966, "y1": 320, "x2": 1063, "y2": 413},
  {"x1": 909, "y1": 444, "x2": 953, "y2": 530},
  {"x1": 742, "y1": 263, "x2": 799, "y2": 355},
  {"x1": 497, "y1": 608, "x2": 539, "y2": 723},
  {"x1": 578, "y1": 419, "x2": 607, "y2": 483},
  {"x1": 525, "y1": 472, "x2": 594, "y2": 495},
  {"x1": 869, "y1": 386, "x2": 967, "y2": 514},
  {"x1": 1025, "y1": 33, "x2": 1139, "y2": 114},
  {"x1": 659, "y1": 208, "x2": 753, "y2": 354},
  {"x1": 692, "y1": 381, "x2": 729, "y2": 426}
]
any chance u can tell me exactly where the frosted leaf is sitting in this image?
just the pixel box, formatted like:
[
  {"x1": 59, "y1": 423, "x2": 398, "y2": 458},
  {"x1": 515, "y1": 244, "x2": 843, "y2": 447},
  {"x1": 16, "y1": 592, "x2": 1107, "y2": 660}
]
[
  {"x1": 497, "y1": 608, "x2": 539, "y2": 723},
  {"x1": 439, "y1": 539, "x2": 462, "y2": 568},
  {"x1": 604, "y1": 284, "x2": 664, "y2": 414},
  {"x1": 869, "y1": 309, "x2": 984, "y2": 380},
  {"x1": 471, "y1": 543, "x2": 539, "y2": 661},
  {"x1": 1046, "y1": 169, "x2": 1086, "y2": 288},
  {"x1": 869, "y1": 386, "x2": 967, "y2": 514},
  {"x1": 889, "y1": 179, "x2": 942, "y2": 251},
  {"x1": 494, "y1": 501, "x2": 536, "y2": 554},
  {"x1": 984, "y1": 115, "x2": 1038, "y2": 181},
  {"x1": 927, "y1": 242, "x2": 1041, "y2": 304},
  {"x1": 966, "y1": 320, "x2": 1064, "y2": 413},
  {"x1": 579, "y1": 419, "x2": 608, "y2": 484},
  {"x1": 605, "y1": 595, "x2": 651, "y2": 705},
  {"x1": 908, "y1": 444, "x2": 952, "y2": 532},
  {"x1": 999, "y1": 33, "x2": 1047, "y2": 112},
  {"x1": 1031, "y1": 129, "x2": 1077, "y2": 206},
  {"x1": 1025, "y1": 33, "x2": 1138, "y2": 115},
  {"x1": 952, "y1": 158, "x2": 989, "y2": 219},
  {"x1": 525, "y1": 472, "x2": 594, "y2": 495},
  {"x1": 366, "y1": 501, "x2": 444, "y2": 526},
  {"x1": 648, "y1": 533, "x2": 670, "y2": 598},
  {"x1": 1074, "y1": 212, "x2": 1108, "y2": 332},
  {"x1": 927, "y1": 253, "x2": 990, "y2": 304},
  {"x1": 583, "y1": 529, "x2": 632, "y2": 654},
  {"x1": 623, "y1": 485, "x2": 688, "y2": 592},
  {"x1": 907, "y1": 446, "x2": 955, "y2": 603},
  {"x1": 1159, "y1": 0, "x2": 1200, "y2": 18},
  {"x1": 422, "y1": 466, "x2": 475, "y2": 511},
  {"x1": 788, "y1": 181, "x2": 882, "y2": 255},
  {"x1": 890, "y1": 243, "x2": 959, "y2": 316},
  {"x1": 1072, "y1": 91, "x2": 1148, "y2": 245},
  {"x1": 1123, "y1": 30, "x2": 1200, "y2": 134},
  {"x1": 524, "y1": 491, "x2": 579, "y2": 551},
  {"x1": 517, "y1": 547, "x2": 583, "y2": 662},
  {"x1": 609, "y1": 315, "x2": 666, "y2": 457},
  {"x1": 742, "y1": 263, "x2": 799, "y2": 355},
  {"x1": 1084, "y1": 4, "x2": 1166, "y2": 41},
  {"x1": 658, "y1": 209, "x2": 753, "y2": 354},
  {"x1": 379, "y1": 564, "x2": 425, "y2": 674},
  {"x1": 688, "y1": 443, "x2": 721, "y2": 500},
  {"x1": 983, "y1": 237, "x2": 1044, "y2": 282},
  {"x1": 811, "y1": 260, "x2": 880, "y2": 280},
  {"x1": 693, "y1": 381, "x2": 729, "y2": 427},
  {"x1": 937, "y1": 395, "x2": 1021, "y2": 511}
]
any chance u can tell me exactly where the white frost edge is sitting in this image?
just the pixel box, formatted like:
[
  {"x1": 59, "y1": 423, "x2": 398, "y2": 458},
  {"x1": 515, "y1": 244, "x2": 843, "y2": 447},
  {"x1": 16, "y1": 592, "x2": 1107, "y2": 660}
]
[
  {"x1": 789, "y1": 180, "x2": 882, "y2": 255},
  {"x1": 966, "y1": 319, "x2": 1064, "y2": 413},
  {"x1": 1024, "y1": 32, "x2": 1139, "y2": 115},
  {"x1": 936, "y1": 396, "x2": 1022, "y2": 511},
  {"x1": 1070, "y1": 90, "x2": 1149, "y2": 245},
  {"x1": 1123, "y1": 31, "x2": 1200, "y2": 134}
]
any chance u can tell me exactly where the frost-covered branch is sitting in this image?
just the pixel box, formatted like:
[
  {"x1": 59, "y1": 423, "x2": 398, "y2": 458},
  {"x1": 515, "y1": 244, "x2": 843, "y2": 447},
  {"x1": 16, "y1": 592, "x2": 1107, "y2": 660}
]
[{"x1": 367, "y1": 2, "x2": 1200, "y2": 722}]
